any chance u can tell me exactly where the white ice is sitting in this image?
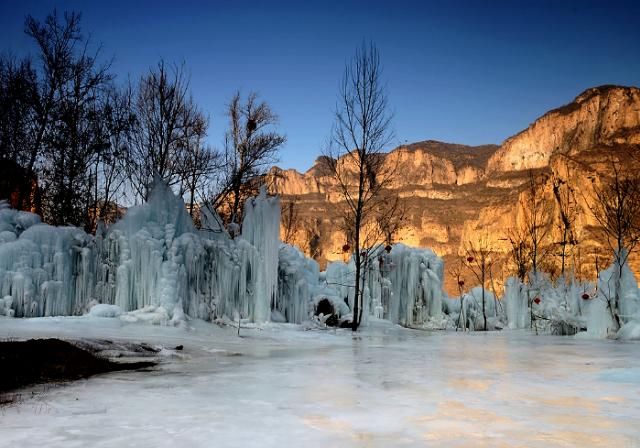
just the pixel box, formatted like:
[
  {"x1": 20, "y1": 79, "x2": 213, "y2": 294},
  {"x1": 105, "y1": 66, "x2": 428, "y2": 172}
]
[{"x1": 1, "y1": 316, "x2": 639, "y2": 447}]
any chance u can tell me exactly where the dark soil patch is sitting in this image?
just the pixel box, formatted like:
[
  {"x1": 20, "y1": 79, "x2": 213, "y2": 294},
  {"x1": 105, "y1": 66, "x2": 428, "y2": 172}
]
[{"x1": 0, "y1": 338, "x2": 156, "y2": 402}]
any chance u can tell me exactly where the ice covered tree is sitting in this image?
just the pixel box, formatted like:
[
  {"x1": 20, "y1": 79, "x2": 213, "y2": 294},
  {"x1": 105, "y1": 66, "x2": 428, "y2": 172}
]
[
  {"x1": 324, "y1": 42, "x2": 395, "y2": 331},
  {"x1": 589, "y1": 159, "x2": 640, "y2": 329}
]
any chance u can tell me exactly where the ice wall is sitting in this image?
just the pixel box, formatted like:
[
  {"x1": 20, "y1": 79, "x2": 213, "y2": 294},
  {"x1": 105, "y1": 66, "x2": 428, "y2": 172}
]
[
  {"x1": 0, "y1": 182, "x2": 284, "y2": 324},
  {"x1": 499, "y1": 268, "x2": 638, "y2": 336},
  {"x1": 276, "y1": 244, "x2": 349, "y2": 323},
  {"x1": 241, "y1": 187, "x2": 280, "y2": 322},
  {"x1": 504, "y1": 277, "x2": 528, "y2": 329},
  {"x1": 386, "y1": 244, "x2": 443, "y2": 326},
  {"x1": 324, "y1": 244, "x2": 445, "y2": 327},
  {"x1": 0, "y1": 201, "x2": 94, "y2": 317}
]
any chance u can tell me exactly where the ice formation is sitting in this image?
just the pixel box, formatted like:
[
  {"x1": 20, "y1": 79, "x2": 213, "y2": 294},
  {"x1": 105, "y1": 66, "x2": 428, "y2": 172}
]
[
  {"x1": 478, "y1": 262, "x2": 640, "y2": 337},
  {"x1": 0, "y1": 184, "x2": 282, "y2": 324},
  {"x1": 3, "y1": 182, "x2": 638, "y2": 338},
  {"x1": 324, "y1": 244, "x2": 445, "y2": 327},
  {"x1": 0, "y1": 184, "x2": 451, "y2": 328},
  {"x1": 277, "y1": 244, "x2": 349, "y2": 323}
]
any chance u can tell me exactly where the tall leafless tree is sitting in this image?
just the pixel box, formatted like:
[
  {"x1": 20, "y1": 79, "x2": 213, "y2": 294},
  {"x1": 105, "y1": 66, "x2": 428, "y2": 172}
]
[
  {"x1": 128, "y1": 60, "x2": 207, "y2": 201},
  {"x1": 0, "y1": 56, "x2": 38, "y2": 168},
  {"x1": 178, "y1": 113, "x2": 219, "y2": 222},
  {"x1": 0, "y1": 56, "x2": 40, "y2": 210},
  {"x1": 377, "y1": 194, "x2": 406, "y2": 245},
  {"x1": 281, "y1": 197, "x2": 300, "y2": 245},
  {"x1": 325, "y1": 43, "x2": 395, "y2": 331},
  {"x1": 87, "y1": 85, "x2": 135, "y2": 230},
  {"x1": 552, "y1": 176, "x2": 579, "y2": 278},
  {"x1": 209, "y1": 91, "x2": 286, "y2": 225},
  {"x1": 464, "y1": 236, "x2": 494, "y2": 331},
  {"x1": 588, "y1": 159, "x2": 640, "y2": 330},
  {"x1": 520, "y1": 170, "x2": 553, "y2": 281},
  {"x1": 506, "y1": 226, "x2": 531, "y2": 283},
  {"x1": 19, "y1": 11, "x2": 115, "y2": 228}
]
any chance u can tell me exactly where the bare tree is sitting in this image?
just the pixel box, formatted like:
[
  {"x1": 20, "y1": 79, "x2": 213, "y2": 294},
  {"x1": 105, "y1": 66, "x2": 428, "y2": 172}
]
[
  {"x1": 88, "y1": 86, "x2": 135, "y2": 229},
  {"x1": 325, "y1": 43, "x2": 395, "y2": 331},
  {"x1": 178, "y1": 112, "x2": 219, "y2": 222},
  {"x1": 209, "y1": 91, "x2": 286, "y2": 225},
  {"x1": 0, "y1": 56, "x2": 40, "y2": 211},
  {"x1": 506, "y1": 227, "x2": 530, "y2": 283},
  {"x1": 551, "y1": 176, "x2": 579, "y2": 278},
  {"x1": 21, "y1": 11, "x2": 115, "y2": 228},
  {"x1": 377, "y1": 194, "x2": 406, "y2": 245},
  {"x1": 520, "y1": 170, "x2": 553, "y2": 280},
  {"x1": 303, "y1": 218, "x2": 323, "y2": 261},
  {"x1": 449, "y1": 259, "x2": 467, "y2": 331},
  {"x1": 21, "y1": 11, "x2": 84, "y2": 177},
  {"x1": 464, "y1": 236, "x2": 494, "y2": 331},
  {"x1": 281, "y1": 196, "x2": 300, "y2": 244},
  {"x1": 588, "y1": 159, "x2": 640, "y2": 330},
  {"x1": 128, "y1": 60, "x2": 206, "y2": 201},
  {"x1": 0, "y1": 56, "x2": 38, "y2": 169}
]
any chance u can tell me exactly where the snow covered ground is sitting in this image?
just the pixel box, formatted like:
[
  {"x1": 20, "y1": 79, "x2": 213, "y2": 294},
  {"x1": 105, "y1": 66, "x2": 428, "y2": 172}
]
[{"x1": 1, "y1": 317, "x2": 640, "y2": 447}]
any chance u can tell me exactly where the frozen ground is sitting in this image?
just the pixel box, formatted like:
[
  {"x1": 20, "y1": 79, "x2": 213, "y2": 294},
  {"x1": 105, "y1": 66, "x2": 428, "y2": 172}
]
[{"x1": 1, "y1": 317, "x2": 639, "y2": 447}]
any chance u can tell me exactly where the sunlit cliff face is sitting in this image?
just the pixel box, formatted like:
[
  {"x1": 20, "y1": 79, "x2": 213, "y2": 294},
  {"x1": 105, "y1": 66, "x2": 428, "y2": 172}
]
[{"x1": 272, "y1": 86, "x2": 640, "y2": 295}]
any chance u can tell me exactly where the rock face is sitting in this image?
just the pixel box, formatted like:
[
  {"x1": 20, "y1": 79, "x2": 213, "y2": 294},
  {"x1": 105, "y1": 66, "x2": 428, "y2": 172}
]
[
  {"x1": 271, "y1": 86, "x2": 640, "y2": 294},
  {"x1": 488, "y1": 86, "x2": 640, "y2": 172}
]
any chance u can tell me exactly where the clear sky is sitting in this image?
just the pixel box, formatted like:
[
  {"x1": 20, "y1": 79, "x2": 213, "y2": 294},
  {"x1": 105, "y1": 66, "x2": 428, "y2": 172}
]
[{"x1": 1, "y1": 0, "x2": 639, "y2": 172}]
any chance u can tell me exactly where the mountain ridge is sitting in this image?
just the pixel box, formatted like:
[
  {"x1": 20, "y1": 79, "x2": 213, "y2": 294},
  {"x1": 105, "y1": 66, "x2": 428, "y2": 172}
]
[{"x1": 270, "y1": 85, "x2": 640, "y2": 294}]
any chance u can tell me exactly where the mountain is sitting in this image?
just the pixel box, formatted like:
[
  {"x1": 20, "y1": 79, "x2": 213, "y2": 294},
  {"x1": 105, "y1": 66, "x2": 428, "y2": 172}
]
[{"x1": 270, "y1": 86, "x2": 640, "y2": 294}]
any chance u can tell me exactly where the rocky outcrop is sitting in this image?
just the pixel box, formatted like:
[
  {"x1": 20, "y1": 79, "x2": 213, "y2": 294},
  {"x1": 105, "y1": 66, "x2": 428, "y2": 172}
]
[
  {"x1": 271, "y1": 86, "x2": 640, "y2": 294},
  {"x1": 487, "y1": 86, "x2": 640, "y2": 172}
]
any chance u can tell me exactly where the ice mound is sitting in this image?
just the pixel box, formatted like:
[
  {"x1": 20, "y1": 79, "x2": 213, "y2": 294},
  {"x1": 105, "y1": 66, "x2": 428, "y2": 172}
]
[{"x1": 88, "y1": 303, "x2": 124, "y2": 318}]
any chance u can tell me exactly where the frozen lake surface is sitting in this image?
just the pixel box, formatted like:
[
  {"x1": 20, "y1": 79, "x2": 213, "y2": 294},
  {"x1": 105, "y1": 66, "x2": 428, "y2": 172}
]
[{"x1": 1, "y1": 317, "x2": 639, "y2": 447}]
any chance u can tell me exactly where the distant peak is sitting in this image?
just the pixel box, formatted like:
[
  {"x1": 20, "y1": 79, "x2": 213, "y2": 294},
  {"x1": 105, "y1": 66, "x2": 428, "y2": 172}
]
[
  {"x1": 544, "y1": 85, "x2": 639, "y2": 117},
  {"x1": 575, "y1": 85, "x2": 638, "y2": 103}
]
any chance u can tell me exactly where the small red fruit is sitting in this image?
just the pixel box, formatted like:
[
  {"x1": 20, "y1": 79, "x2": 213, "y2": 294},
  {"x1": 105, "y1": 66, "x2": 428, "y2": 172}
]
[
  {"x1": 466, "y1": 256, "x2": 474, "y2": 263},
  {"x1": 533, "y1": 297, "x2": 541, "y2": 305},
  {"x1": 385, "y1": 245, "x2": 392, "y2": 253},
  {"x1": 458, "y1": 280, "x2": 465, "y2": 287},
  {"x1": 581, "y1": 293, "x2": 590, "y2": 300},
  {"x1": 342, "y1": 244, "x2": 350, "y2": 253}
]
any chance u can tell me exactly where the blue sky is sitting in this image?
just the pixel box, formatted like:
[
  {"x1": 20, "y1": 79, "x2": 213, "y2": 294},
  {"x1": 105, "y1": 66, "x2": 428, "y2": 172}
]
[{"x1": 1, "y1": 0, "x2": 639, "y2": 172}]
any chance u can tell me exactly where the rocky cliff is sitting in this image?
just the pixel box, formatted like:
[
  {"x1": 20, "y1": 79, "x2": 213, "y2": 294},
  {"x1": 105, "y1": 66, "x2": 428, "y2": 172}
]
[{"x1": 270, "y1": 86, "x2": 640, "y2": 294}]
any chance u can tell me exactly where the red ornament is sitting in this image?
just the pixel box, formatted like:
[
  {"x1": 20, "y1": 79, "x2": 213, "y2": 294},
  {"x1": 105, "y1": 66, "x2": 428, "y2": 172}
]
[
  {"x1": 581, "y1": 293, "x2": 590, "y2": 300},
  {"x1": 385, "y1": 245, "x2": 392, "y2": 253},
  {"x1": 342, "y1": 244, "x2": 350, "y2": 253},
  {"x1": 533, "y1": 297, "x2": 541, "y2": 305},
  {"x1": 466, "y1": 256, "x2": 474, "y2": 263},
  {"x1": 458, "y1": 280, "x2": 465, "y2": 287}
]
